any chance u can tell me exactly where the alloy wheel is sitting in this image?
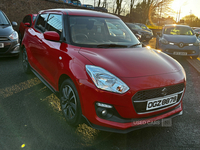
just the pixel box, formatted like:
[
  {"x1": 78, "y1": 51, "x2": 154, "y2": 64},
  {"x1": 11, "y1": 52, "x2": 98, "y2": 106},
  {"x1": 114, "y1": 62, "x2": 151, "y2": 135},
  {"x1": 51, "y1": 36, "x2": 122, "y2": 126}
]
[{"x1": 61, "y1": 85, "x2": 77, "y2": 120}]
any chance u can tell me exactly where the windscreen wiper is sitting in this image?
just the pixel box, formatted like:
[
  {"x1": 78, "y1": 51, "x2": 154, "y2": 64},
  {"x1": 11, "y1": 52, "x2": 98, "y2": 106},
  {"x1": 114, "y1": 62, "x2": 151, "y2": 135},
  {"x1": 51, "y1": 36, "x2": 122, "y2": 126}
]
[
  {"x1": 0, "y1": 24, "x2": 9, "y2": 26},
  {"x1": 129, "y1": 43, "x2": 141, "y2": 48},
  {"x1": 96, "y1": 44, "x2": 128, "y2": 48}
]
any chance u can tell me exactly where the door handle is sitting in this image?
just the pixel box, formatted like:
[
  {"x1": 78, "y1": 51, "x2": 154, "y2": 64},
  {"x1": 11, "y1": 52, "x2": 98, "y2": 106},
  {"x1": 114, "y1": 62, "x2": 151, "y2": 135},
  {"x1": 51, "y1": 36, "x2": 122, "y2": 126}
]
[{"x1": 38, "y1": 39, "x2": 42, "y2": 43}]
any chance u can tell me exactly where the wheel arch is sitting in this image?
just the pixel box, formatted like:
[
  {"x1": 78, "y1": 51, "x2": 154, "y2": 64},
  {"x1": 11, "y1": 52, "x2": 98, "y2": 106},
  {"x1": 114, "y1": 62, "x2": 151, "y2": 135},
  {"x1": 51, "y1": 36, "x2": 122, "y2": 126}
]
[
  {"x1": 57, "y1": 73, "x2": 86, "y2": 115},
  {"x1": 58, "y1": 74, "x2": 71, "y2": 92}
]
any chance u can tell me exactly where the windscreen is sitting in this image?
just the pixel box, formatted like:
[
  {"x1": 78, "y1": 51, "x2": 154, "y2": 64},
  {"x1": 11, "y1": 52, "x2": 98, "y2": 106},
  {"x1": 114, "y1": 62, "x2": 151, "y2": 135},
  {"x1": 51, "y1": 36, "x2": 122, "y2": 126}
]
[
  {"x1": 127, "y1": 23, "x2": 142, "y2": 30},
  {"x1": 69, "y1": 16, "x2": 139, "y2": 47},
  {"x1": 0, "y1": 11, "x2": 10, "y2": 25},
  {"x1": 163, "y1": 26, "x2": 194, "y2": 36}
]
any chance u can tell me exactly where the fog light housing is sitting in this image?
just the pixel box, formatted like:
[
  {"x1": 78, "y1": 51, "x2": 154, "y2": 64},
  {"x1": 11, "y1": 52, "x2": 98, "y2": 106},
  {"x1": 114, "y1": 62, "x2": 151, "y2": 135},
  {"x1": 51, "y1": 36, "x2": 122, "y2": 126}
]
[
  {"x1": 101, "y1": 109, "x2": 108, "y2": 117},
  {"x1": 96, "y1": 102, "x2": 113, "y2": 119},
  {"x1": 13, "y1": 46, "x2": 19, "y2": 51}
]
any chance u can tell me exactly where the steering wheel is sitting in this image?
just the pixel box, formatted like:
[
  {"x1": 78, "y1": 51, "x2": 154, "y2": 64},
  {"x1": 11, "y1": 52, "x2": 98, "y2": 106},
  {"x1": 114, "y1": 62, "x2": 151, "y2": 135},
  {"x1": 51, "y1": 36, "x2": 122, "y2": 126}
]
[{"x1": 75, "y1": 34, "x2": 88, "y2": 41}]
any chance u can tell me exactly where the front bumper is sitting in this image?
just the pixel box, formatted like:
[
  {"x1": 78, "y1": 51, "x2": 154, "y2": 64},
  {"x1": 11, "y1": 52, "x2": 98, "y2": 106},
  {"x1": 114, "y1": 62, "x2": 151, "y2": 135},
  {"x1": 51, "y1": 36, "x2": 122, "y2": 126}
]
[
  {"x1": 141, "y1": 33, "x2": 153, "y2": 41},
  {"x1": 83, "y1": 106, "x2": 183, "y2": 133},
  {"x1": 159, "y1": 43, "x2": 200, "y2": 57},
  {"x1": 0, "y1": 38, "x2": 20, "y2": 57},
  {"x1": 77, "y1": 70, "x2": 185, "y2": 132}
]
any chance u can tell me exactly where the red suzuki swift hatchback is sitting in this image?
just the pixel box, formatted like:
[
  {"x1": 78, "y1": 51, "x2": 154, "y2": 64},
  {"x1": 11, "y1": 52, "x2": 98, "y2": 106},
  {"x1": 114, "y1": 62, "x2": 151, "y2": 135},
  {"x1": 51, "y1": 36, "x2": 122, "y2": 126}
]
[{"x1": 22, "y1": 9, "x2": 186, "y2": 133}]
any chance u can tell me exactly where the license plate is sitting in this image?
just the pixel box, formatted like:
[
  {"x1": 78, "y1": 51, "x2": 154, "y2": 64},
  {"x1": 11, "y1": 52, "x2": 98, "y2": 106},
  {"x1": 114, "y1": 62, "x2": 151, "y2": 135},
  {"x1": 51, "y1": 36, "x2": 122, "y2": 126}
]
[
  {"x1": 146, "y1": 95, "x2": 177, "y2": 111},
  {"x1": 0, "y1": 43, "x2": 4, "y2": 48},
  {"x1": 173, "y1": 52, "x2": 187, "y2": 56}
]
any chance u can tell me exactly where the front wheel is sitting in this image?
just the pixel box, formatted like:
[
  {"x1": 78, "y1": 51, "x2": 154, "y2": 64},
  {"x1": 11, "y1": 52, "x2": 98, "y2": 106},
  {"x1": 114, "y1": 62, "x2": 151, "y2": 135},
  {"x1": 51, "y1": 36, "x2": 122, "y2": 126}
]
[
  {"x1": 60, "y1": 79, "x2": 82, "y2": 126},
  {"x1": 22, "y1": 48, "x2": 31, "y2": 74}
]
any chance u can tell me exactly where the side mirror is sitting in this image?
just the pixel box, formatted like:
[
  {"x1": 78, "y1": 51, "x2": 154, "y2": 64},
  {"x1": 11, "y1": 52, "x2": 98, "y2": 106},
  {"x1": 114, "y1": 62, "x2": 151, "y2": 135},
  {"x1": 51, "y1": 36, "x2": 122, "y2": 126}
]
[
  {"x1": 11, "y1": 21, "x2": 17, "y2": 27},
  {"x1": 44, "y1": 31, "x2": 60, "y2": 42},
  {"x1": 24, "y1": 22, "x2": 31, "y2": 27}
]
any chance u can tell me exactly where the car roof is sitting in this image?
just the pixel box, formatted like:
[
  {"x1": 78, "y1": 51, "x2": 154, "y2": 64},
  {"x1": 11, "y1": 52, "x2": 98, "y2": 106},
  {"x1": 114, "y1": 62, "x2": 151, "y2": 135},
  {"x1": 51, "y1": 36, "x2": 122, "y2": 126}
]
[
  {"x1": 164, "y1": 24, "x2": 190, "y2": 28},
  {"x1": 39, "y1": 9, "x2": 118, "y2": 19},
  {"x1": 135, "y1": 23, "x2": 145, "y2": 25}
]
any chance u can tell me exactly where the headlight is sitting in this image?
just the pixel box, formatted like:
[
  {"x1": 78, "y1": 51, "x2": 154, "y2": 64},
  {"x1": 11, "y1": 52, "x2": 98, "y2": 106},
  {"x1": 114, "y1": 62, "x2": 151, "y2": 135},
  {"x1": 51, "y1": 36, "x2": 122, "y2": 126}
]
[
  {"x1": 9, "y1": 31, "x2": 18, "y2": 40},
  {"x1": 182, "y1": 68, "x2": 186, "y2": 81},
  {"x1": 194, "y1": 40, "x2": 200, "y2": 46},
  {"x1": 160, "y1": 38, "x2": 168, "y2": 45},
  {"x1": 86, "y1": 65, "x2": 129, "y2": 94}
]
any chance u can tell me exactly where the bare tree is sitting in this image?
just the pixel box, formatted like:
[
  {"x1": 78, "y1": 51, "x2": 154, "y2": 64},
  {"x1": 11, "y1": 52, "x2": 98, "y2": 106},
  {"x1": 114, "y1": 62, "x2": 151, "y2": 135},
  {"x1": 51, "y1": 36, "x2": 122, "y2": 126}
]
[
  {"x1": 97, "y1": 0, "x2": 101, "y2": 7},
  {"x1": 115, "y1": 0, "x2": 123, "y2": 15},
  {"x1": 102, "y1": 0, "x2": 107, "y2": 8},
  {"x1": 130, "y1": 0, "x2": 135, "y2": 13}
]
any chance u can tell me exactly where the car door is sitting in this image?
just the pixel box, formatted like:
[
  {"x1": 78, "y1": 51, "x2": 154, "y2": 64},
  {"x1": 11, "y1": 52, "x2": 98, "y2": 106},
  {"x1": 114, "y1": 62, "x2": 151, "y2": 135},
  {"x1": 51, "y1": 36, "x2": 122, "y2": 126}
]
[
  {"x1": 28, "y1": 13, "x2": 48, "y2": 76},
  {"x1": 39, "y1": 13, "x2": 63, "y2": 88},
  {"x1": 19, "y1": 16, "x2": 28, "y2": 36}
]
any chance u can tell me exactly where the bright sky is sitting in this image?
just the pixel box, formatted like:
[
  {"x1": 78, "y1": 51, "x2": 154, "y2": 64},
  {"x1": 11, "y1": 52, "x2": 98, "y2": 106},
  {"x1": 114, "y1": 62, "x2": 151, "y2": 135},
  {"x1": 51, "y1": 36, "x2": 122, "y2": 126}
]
[
  {"x1": 171, "y1": 0, "x2": 200, "y2": 19},
  {"x1": 81, "y1": 0, "x2": 200, "y2": 19}
]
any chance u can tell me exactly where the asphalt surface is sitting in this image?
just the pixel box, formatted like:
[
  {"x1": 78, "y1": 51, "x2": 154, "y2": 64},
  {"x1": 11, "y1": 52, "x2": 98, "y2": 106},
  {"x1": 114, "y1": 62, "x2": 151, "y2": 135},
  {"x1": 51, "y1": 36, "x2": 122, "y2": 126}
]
[{"x1": 0, "y1": 53, "x2": 200, "y2": 150}]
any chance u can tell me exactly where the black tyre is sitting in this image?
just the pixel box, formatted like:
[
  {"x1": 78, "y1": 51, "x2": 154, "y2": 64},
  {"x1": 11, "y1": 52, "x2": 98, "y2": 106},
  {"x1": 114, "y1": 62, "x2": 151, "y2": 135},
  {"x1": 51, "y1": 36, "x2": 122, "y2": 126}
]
[
  {"x1": 18, "y1": 32, "x2": 22, "y2": 45},
  {"x1": 60, "y1": 79, "x2": 82, "y2": 126},
  {"x1": 155, "y1": 41, "x2": 159, "y2": 49},
  {"x1": 22, "y1": 48, "x2": 31, "y2": 74},
  {"x1": 155, "y1": 36, "x2": 159, "y2": 49},
  {"x1": 14, "y1": 54, "x2": 19, "y2": 59}
]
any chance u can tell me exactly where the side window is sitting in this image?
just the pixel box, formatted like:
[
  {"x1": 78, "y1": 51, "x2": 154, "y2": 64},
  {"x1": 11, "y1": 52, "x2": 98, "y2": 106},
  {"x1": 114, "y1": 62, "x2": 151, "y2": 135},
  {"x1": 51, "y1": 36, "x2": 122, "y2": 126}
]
[
  {"x1": 46, "y1": 14, "x2": 62, "y2": 36},
  {"x1": 22, "y1": 16, "x2": 28, "y2": 23},
  {"x1": 141, "y1": 25, "x2": 146, "y2": 29},
  {"x1": 35, "y1": 13, "x2": 48, "y2": 32},
  {"x1": 27, "y1": 16, "x2": 32, "y2": 25}
]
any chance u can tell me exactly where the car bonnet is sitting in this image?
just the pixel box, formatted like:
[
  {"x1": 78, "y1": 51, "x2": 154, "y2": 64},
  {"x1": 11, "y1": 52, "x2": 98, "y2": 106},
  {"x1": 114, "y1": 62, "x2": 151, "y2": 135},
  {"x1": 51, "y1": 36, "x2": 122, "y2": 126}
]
[
  {"x1": 79, "y1": 47, "x2": 182, "y2": 78},
  {"x1": 0, "y1": 25, "x2": 13, "y2": 37},
  {"x1": 163, "y1": 34, "x2": 197, "y2": 43}
]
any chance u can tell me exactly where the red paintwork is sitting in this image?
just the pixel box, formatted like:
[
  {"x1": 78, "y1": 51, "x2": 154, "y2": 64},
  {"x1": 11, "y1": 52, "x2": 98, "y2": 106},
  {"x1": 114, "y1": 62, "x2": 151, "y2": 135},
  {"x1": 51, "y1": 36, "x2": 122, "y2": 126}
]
[
  {"x1": 22, "y1": 9, "x2": 186, "y2": 131},
  {"x1": 24, "y1": 22, "x2": 30, "y2": 27},
  {"x1": 79, "y1": 47, "x2": 182, "y2": 78},
  {"x1": 19, "y1": 14, "x2": 37, "y2": 38},
  {"x1": 44, "y1": 31, "x2": 60, "y2": 42}
]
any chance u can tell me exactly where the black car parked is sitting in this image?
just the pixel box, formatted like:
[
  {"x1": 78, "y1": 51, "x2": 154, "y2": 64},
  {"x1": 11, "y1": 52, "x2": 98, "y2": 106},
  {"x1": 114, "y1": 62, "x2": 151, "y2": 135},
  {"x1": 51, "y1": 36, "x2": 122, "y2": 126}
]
[
  {"x1": 134, "y1": 23, "x2": 153, "y2": 34},
  {"x1": 126, "y1": 23, "x2": 153, "y2": 42},
  {"x1": 0, "y1": 10, "x2": 20, "y2": 58},
  {"x1": 94, "y1": 7, "x2": 108, "y2": 12}
]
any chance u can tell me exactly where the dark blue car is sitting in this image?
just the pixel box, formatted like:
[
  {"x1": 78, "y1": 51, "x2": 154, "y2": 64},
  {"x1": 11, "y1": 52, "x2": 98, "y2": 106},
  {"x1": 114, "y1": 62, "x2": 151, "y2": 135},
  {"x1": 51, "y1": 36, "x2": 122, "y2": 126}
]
[{"x1": 156, "y1": 24, "x2": 200, "y2": 58}]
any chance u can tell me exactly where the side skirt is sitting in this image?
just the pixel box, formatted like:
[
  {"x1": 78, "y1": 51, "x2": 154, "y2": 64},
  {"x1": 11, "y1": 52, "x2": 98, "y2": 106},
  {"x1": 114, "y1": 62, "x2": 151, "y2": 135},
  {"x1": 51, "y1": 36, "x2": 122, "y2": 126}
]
[{"x1": 31, "y1": 67, "x2": 60, "y2": 97}]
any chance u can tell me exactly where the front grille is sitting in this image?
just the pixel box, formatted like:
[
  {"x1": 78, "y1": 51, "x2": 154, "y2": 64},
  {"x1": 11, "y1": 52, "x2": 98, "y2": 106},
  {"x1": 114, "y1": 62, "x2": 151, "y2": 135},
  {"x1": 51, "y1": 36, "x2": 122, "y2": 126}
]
[
  {"x1": 132, "y1": 83, "x2": 185, "y2": 113},
  {"x1": 132, "y1": 83, "x2": 184, "y2": 101},
  {"x1": 0, "y1": 45, "x2": 11, "y2": 53},
  {"x1": 0, "y1": 41, "x2": 11, "y2": 53},
  {"x1": 0, "y1": 37, "x2": 9, "y2": 41},
  {"x1": 166, "y1": 49, "x2": 195, "y2": 54}
]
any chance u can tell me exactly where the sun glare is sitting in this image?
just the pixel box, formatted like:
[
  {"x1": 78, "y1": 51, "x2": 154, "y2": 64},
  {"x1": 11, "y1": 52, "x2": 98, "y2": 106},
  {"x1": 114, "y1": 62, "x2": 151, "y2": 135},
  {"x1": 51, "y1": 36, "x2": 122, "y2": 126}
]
[{"x1": 171, "y1": 0, "x2": 188, "y2": 12}]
